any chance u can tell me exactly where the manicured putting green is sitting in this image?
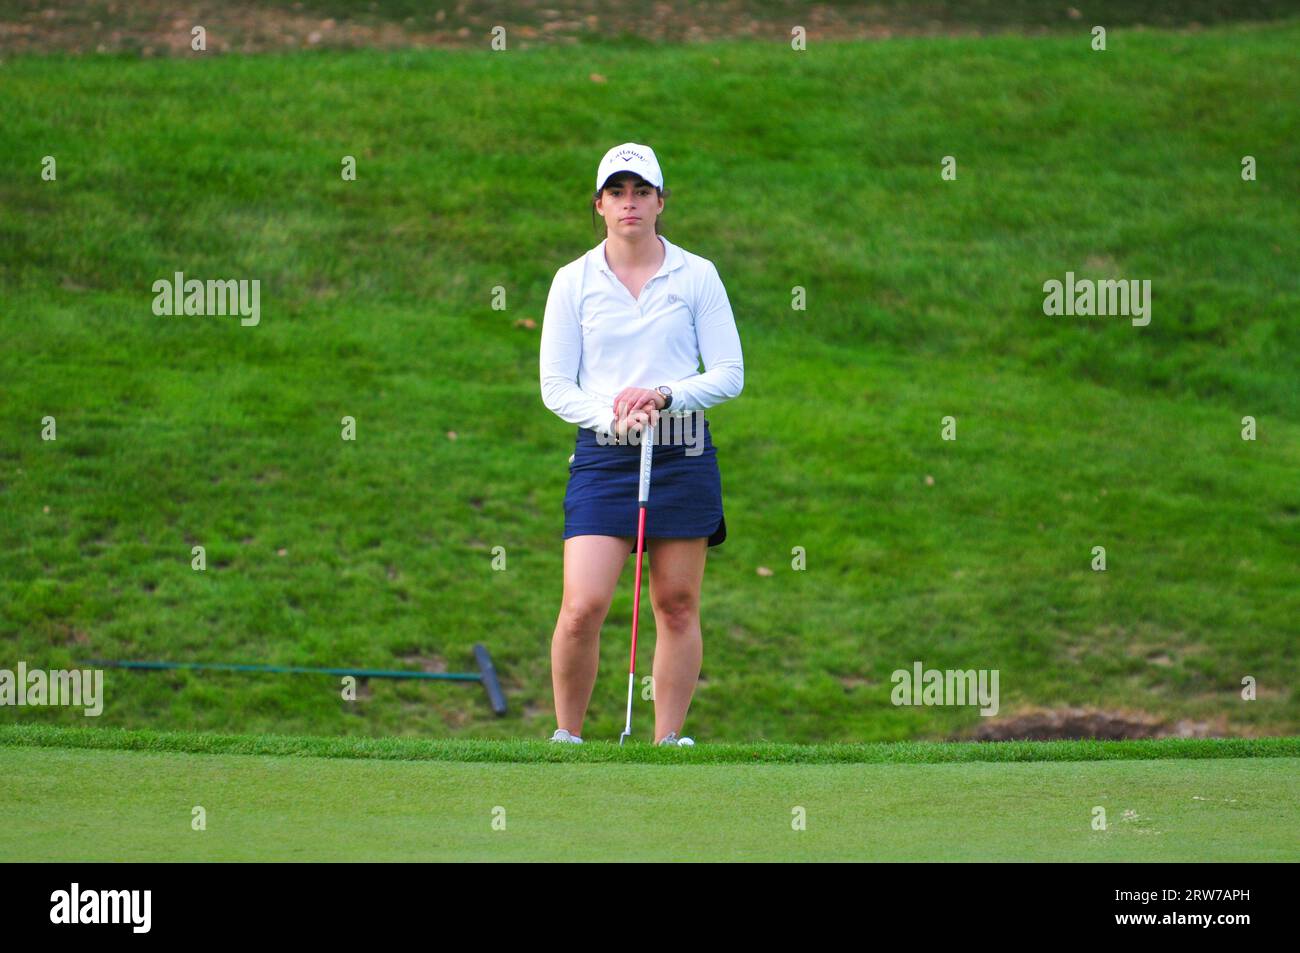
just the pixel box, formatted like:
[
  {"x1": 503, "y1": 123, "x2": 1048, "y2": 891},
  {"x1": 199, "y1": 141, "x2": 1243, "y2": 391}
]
[{"x1": 2, "y1": 744, "x2": 1295, "y2": 861}]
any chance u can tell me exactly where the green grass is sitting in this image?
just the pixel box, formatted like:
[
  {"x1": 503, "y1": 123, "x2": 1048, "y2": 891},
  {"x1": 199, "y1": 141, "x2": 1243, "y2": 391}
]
[
  {"x1": 3, "y1": 724, "x2": 1298, "y2": 763},
  {"x1": 2, "y1": 730, "x2": 1296, "y2": 860},
  {"x1": 0, "y1": 22, "x2": 1297, "y2": 745}
]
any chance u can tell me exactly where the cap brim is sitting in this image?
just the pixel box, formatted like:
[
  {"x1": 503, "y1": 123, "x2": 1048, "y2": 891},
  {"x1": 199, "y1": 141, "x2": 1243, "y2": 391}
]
[{"x1": 599, "y1": 169, "x2": 656, "y2": 190}]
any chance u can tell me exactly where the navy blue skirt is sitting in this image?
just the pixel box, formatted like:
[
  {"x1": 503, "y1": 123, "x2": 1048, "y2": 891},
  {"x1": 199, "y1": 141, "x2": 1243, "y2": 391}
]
[{"x1": 564, "y1": 416, "x2": 727, "y2": 546}]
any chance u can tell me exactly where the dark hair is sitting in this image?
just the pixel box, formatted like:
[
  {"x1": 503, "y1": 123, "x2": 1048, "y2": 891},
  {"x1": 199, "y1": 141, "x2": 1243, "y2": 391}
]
[{"x1": 592, "y1": 172, "x2": 670, "y2": 236}]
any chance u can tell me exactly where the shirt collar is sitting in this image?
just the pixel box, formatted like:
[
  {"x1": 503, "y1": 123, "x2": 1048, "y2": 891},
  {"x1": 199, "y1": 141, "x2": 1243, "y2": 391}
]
[{"x1": 590, "y1": 233, "x2": 684, "y2": 279}]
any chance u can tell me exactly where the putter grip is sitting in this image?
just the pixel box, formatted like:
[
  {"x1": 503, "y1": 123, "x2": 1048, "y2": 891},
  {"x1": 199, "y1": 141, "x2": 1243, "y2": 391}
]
[{"x1": 638, "y1": 421, "x2": 655, "y2": 503}]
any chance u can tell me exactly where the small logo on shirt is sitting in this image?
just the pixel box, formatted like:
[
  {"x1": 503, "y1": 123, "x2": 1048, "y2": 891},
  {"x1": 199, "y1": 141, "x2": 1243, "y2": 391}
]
[{"x1": 668, "y1": 294, "x2": 680, "y2": 303}]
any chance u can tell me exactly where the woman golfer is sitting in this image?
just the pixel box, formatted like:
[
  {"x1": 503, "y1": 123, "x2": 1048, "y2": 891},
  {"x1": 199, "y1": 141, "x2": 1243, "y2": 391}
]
[{"x1": 539, "y1": 142, "x2": 744, "y2": 746}]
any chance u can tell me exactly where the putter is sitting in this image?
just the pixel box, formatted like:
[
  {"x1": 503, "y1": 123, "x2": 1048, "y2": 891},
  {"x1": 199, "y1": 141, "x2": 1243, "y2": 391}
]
[{"x1": 619, "y1": 413, "x2": 656, "y2": 745}]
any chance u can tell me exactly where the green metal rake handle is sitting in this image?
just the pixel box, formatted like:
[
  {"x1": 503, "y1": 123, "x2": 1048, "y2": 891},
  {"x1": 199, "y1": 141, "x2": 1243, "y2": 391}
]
[{"x1": 82, "y1": 643, "x2": 508, "y2": 715}]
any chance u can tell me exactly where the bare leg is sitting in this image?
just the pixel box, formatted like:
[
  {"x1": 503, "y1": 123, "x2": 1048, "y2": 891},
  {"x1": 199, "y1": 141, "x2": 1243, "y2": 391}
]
[
  {"x1": 551, "y1": 534, "x2": 635, "y2": 736},
  {"x1": 647, "y1": 537, "x2": 708, "y2": 743}
]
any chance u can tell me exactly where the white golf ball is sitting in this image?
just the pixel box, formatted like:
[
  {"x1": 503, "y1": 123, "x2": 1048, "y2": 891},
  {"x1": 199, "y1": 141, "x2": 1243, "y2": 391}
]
[{"x1": 678, "y1": 737, "x2": 695, "y2": 747}]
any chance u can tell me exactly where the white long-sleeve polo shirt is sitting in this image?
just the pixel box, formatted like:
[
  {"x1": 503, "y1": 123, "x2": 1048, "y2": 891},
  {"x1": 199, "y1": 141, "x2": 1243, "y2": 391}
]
[{"x1": 539, "y1": 233, "x2": 744, "y2": 437}]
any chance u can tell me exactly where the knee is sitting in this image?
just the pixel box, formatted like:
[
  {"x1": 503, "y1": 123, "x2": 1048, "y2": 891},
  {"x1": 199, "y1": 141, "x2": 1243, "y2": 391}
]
[
  {"x1": 557, "y1": 598, "x2": 608, "y2": 640},
  {"x1": 652, "y1": 592, "x2": 698, "y2": 631}
]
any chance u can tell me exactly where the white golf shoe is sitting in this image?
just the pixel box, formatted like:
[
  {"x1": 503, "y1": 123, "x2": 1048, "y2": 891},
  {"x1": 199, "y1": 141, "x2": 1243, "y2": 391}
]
[
  {"x1": 550, "y1": 728, "x2": 584, "y2": 744},
  {"x1": 657, "y1": 732, "x2": 695, "y2": 747}
]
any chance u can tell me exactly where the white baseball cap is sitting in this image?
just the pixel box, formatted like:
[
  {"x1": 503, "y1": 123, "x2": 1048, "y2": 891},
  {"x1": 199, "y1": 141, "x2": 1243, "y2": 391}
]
[{"x1": 595, "y1": 142, "x2": 664, "y2": 192}]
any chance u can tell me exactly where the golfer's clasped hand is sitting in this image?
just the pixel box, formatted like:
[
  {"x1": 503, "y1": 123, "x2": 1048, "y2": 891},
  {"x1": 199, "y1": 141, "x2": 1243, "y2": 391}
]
[
  {"x1": 614, "y1": 407, "x2": 657, "y2": 443},
  {"x1": 612, "y1": 386, "x2": 663, "y2": 442}
]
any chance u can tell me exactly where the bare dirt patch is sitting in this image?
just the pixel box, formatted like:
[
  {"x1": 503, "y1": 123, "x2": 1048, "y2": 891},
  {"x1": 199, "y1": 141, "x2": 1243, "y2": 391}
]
[
  {"x1": 396, "y1": 652, "x2": 448, "y2": 673},
  {"x1": 958, "y1": 705, "x2": 1238, "y2": 741},
  {"x1": 0, "y1": 0, "x2": 1238, "y2": 57},
  {"x1": 0, "y1": 1, "x2": 457, "y2": 56}
]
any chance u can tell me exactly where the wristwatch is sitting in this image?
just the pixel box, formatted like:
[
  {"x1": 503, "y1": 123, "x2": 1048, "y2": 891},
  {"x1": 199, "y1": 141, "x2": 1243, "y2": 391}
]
[{"x1": 656, "y1": 385, "x2": 673, "y2": 410}]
